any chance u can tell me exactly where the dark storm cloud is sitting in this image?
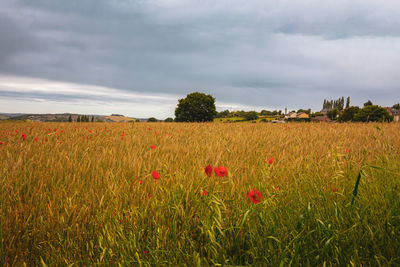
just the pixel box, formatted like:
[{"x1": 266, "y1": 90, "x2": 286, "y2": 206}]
[{"x1": 0, "y1": 0, "x2": 399, "y2": 113}]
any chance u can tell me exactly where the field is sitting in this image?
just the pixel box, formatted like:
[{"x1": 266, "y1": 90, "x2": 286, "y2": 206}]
[{"x1": 1, "y1": 122, "x2": 400, "y2": 266}]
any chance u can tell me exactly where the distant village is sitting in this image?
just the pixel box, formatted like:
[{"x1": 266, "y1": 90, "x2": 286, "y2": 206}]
[
  {"x1": 0, "y1": 97, "x2": 399, "y2": 123},
  {"x1": 215, "y1": 97, "x2": 400, "y2": 123}
]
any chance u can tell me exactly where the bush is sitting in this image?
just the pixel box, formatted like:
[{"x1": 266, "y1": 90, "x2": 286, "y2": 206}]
[
  {"x1": 148, "y1": 117, "x2": 158, "y2": 122},
  {"x1": 244, "y1": 111, "x2": 259, "y2": 121}
]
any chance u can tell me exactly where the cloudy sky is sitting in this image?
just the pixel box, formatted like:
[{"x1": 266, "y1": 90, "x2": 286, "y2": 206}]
[{"x1": 0, "y1": 0, "x2": 399, "y2": 118}]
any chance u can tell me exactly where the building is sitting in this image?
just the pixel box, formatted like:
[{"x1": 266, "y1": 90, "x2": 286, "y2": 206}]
[
  {"x1": 311, "y1": 116, "x2": 330, "y2": 122},
  {"x1": 320, "y1": 108, "x2": 332, "y2": 115},
  {"x1": 386, "y1": 108, "x2": 400, "y2": 122},
  {"x1": 297, "y1": 112, "x2": 310, "y2": 119}
]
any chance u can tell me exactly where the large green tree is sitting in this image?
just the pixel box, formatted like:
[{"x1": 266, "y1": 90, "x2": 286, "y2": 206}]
[
  {"x1": 354, "y1": 105, "x2": 393, "y2": 122},
  {"x1": 175, "y1": 92, "x2": 217, "y2": 122},
  {"x1": 338, "y1": 106, "x2": 360, "y2": 122}
]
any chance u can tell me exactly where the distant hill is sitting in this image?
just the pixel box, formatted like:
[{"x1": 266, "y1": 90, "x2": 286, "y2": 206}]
[
  {"x1": 103, "y1": 115, "x2": 135, "y2": 122},
  {"x1": 0, "y1": 113, "x2": 138, "y2": 122}
]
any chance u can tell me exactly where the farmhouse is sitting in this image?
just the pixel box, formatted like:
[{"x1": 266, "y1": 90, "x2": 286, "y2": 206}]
[
  {"x1": 320, "y1": 108, "x2": 332, "y2": 115},
  {"x1": 297, "y1": 112, "x2": 309, "y2": 119},
  {"x1": 285, "y1": 112, "x2": 309, "y2": 119},
  {"x1": 386, "y1": 108, "x2": 400, "y2": 122},
  {"x1": 311, "y1": 115, "x2": 330, "y2": 122}
]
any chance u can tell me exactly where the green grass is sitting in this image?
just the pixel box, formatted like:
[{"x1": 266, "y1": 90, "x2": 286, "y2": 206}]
[
  {"x1": 214, "y1": 116, "x2": 246, "y2": 122},
  {"x1": 1, "y1": 122, "x2": 400, "y2": 265}
]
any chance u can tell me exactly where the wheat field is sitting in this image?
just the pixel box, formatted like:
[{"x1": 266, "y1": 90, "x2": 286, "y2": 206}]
[{"x1": 1, "y1": 121, "x2": 399, "y2": 266}]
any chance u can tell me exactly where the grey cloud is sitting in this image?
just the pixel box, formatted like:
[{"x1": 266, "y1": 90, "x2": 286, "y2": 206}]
[{"x1": 0, "y1": 0, "x2": 399, "y2": 113}]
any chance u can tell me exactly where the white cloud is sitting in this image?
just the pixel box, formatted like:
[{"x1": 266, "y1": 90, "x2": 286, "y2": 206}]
[{"x1": 0, "y1": 75, "x2": 270, "y2": 118}]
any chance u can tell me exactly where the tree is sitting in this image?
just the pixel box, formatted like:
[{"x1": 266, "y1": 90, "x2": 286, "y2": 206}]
[
  {"x1": 346, "y1": 97, "x2": 350, "y2": 109},
  {"x1": 175, "y1": 92, "x2": 217, "y2": 122},
  {"x1": 392, "y1": 103, "x2": 400, "y2": 110},
  {"x1": 68, "y1": 115, "x2": 72, "y2": 122},
  {"x1": 323, "y1": 97, "x2": 347, "y2": 110},
  {"x1": 77, "y1": 116, "x2": 81, "y2": 122},
  {"x1": 91, "y1": 116, "x2": 94, "y2": 122},
  {"x1": 261, "y1": 110, "x2": 272, "y2": 116},
  {"x1": 164, "y1": 117, "x2": 174, "y2": 122},
  {"x1": 340, "y1": 96, "x2": 345, "y2": 110},
  {"x1": 338, "y1": 106, "x2": 360, "y2": 122},
  {"x1": 216, "y1": 110, "x2": 230, "y2": 118},
  {"x1": 364, "y1": 100, "x2": 373, "y2": 107},
  {"x1": 148, "y1": 117, "x2": 158, "y2": 122},
  {"x1": 244, "y1": 111, "x2": 259, "y2": 121},
  {"x1": 354, "y1": 105, "x2": 393, "y2": 122},
  {"x1": 327, "y1": 108, "x2": 339, "y2": 120}
]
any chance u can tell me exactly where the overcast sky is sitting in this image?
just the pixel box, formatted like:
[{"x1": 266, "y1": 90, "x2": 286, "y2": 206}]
[{"x1": 0, "y1": 0, "x2": 399, "y2": 118}]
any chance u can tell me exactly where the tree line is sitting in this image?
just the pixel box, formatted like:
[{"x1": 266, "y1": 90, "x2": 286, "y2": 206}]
[
  {"x1": 65, "y1": 92, "x2": 399, "y2": 123},
  {"x1": 68, "y1": 115, "x2": 96, "y2": 122},
  {"x1": 323, "y1": 97, "x2": 351, "y2": 110}
]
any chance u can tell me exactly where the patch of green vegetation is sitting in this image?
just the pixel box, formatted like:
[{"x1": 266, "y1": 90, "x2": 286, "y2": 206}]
[
  {"x1": 214, "y1": 117, "x2": 246, "y2": 122},
  {"x1": 215, "y1": 116, "x2": 279, "y2": 123}
]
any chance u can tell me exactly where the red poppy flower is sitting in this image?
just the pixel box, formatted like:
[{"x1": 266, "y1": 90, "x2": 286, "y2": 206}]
[
  {"x1": 34, "y1": 137, "x2": 39, "y2": 142},
  {"x1": 265, "y1": 158, "x2": 274, "y2": 164},
  {"x1": 214, "y1": 166, "x2": 228, "y2": 177},
  {"x1": 21, "y1": 133, "x2": 26, "y2": 141},
  {"x1": 345, "y1": 148, "x2": 350, "y2": 153},
  {"x1": 152, "y1": 171, "x2": 160, "y2": 179},
  {"x1": 148, "y1": 194, "x2": 153, "y2": 198},
  {"x1": 202, "y1": 190, "x2": 208, "y2": 196},
  {"x1": 248, "y1": 188, "x2": 263, "y2": 204},
  {"x1": 331, "y1": 186, "x2": 338, "y2": 192},
  {"x1": 144, "y1": 250, "x2": 149, "y2": 254},
  {"x1": 121, "y1": 137, "x2": 124, "y2": 140},
  {"x1": 205, "y1": 164, "x2": 213, "y2": 177},
  {"x1": 151, "y1": 145, "x2": 156, "y2": 149},
  {"x1": 138, "y1": 180, "x2": 143, "y2": 184}
]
